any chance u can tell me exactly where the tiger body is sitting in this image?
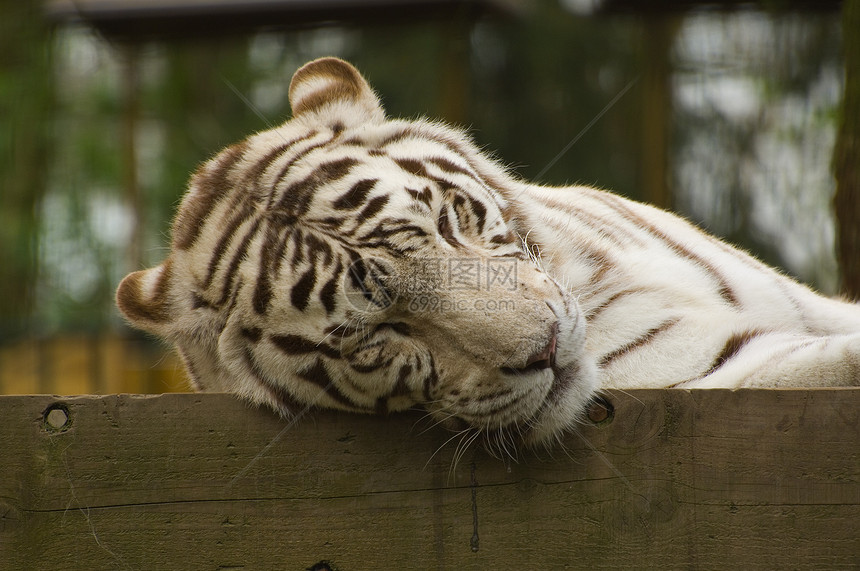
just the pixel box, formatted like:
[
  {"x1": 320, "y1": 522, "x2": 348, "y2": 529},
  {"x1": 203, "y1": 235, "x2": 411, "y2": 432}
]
[{"x1": 117, "y1": 58, "x2": 860, "y2": 447}]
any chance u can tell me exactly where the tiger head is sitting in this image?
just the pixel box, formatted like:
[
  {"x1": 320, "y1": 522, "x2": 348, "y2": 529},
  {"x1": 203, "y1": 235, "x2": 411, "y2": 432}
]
[{"x1": 116, "y1": 57, "x2": 597, "y2": 449}]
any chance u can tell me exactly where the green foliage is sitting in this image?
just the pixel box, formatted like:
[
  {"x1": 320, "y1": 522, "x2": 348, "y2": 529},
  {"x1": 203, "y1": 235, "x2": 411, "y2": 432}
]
[{"x1": 0, "y1": 2, "x2": 53, "y2": 340}]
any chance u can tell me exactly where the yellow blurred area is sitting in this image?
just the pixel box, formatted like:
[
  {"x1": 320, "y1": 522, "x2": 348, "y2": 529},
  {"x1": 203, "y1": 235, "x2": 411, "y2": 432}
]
[{"x1": 0, "y1": 334, "x2": 189, "y2": 395}]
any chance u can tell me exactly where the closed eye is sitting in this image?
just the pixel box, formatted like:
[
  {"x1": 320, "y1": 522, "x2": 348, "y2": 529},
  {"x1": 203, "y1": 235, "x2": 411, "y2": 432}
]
[
  {"x1": 374, "y1": 322, "x2": 411, "y2": 336},
  {"x1": 347, "y1": 258, "x2": 396, "y2": 309}
]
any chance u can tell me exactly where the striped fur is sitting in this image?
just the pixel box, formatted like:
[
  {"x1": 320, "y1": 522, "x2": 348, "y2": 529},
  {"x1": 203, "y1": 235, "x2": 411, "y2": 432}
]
[{"x1": 117, "y1": 58, "x2": 860, "y2": 447}]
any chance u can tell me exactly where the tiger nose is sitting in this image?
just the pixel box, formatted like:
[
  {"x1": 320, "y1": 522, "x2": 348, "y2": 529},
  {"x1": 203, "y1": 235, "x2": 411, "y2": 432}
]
[{"x1": 523, "y1": 322, "x2": 558, "y2": 371}]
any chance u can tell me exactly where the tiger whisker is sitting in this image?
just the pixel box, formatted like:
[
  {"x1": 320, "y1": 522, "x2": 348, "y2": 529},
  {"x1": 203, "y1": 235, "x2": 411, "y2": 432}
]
[
  {"x1": 448, "y1": 429, "x2": 482, "y2": 484},
  {"x1": 412, "y1": 405, "x2": 460, "y2": 436},
  {"x1": 424, "y1": 427, "x2": 474, "y2": 472},
  {"x1": 318, "y1": 317, "x2": 355, "y2": 346}
]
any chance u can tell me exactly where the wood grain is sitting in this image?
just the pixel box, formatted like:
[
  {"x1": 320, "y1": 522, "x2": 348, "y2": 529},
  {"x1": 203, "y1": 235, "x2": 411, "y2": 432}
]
[{"x1": 1, "y1": 390, "x2": 857, "y2": 569}]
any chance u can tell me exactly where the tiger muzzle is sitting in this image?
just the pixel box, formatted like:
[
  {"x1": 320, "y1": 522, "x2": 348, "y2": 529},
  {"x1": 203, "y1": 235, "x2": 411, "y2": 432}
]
[{"x1": 501, "y1": 321, "x2": 559, "y2": 374}]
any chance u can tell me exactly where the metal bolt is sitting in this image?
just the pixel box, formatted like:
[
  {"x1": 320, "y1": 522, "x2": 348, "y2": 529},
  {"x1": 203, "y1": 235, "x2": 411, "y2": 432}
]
[{"x1": 44, "y1": 404, "x2": 70, "y2": 431}]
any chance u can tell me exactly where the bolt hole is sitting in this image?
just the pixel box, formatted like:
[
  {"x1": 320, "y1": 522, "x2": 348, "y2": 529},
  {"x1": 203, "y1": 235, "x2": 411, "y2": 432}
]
[
  {"x1": 44, "y1": 403, "x2": 71, "y2": 432},
  {"x1": 586, "y1": 396, "x2": 614, "y2": 425}
]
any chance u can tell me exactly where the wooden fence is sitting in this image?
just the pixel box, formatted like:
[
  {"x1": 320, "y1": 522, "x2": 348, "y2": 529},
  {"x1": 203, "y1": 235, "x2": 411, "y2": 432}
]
[{"x1": 1, "y1": 389, "x2": 857, "y2": 569}]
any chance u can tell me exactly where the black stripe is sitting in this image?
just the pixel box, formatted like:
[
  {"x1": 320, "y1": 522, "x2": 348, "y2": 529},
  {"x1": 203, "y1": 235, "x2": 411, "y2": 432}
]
[
  {"x1": 346, "y1": 250, "x2": 367, "y2": 292},
  {"x1": 191, "y1": 293, "x2": 216, "y2": 310},
  {"x1": 392, "y1": 363, "x2": 412, "y2": 397},
  {"x1": 317, "y1": 216, "x2": 346, "y2": 229},
  {"x1": 428, "y1": 156, "x2": 472, "y2": 177},
  {"x1": 394, "y1": 158, "x2": 460, "y2": 196},
  {"x1": 347, "y1": 338, "x2": 394, "y2": 373},
  {"x1": 350, "y1": 360, "x2": 388, "y2": 374},
  {"x1": 598, "y1": 318, "x2": 681, "y2": 368},
  {"x1": 589, "y1": 190, "x2": 741, "y2": 307},
  {"x1": 323, "y1": 322, "x2": 364, "y2": 337},
  {"x1": 304, "y1": 233, "x2": 334, "y2": 266},
  {"x1": 422, "y1": 356, "x2": 439, "y2": 401},
  {"x1": 319, "y1": 261, "x2": 342, "y2": 315},
  {"x1": 406, "y1": 186, "x2": 433, "y2": 207},
  {"x1": 202, "y1": 203, "x2": 255, "y2": 290},
  {"x1": 341, "y1": 137, "x2": 367, "y2": 147},
  {"x1": 490, "y1": 232, "x2": 516, "y2": 245},
  {"x1": 246, "y1": 139, "x2": 312, "y2": 197},
  {"x1": 265, "y1": 133, "x2": 326, "y2": 208},
  {"x1": 586, "y1": 287, "x2": 653, "y2": 321},
  {"x1": 378, "y1": 124, "x2": 513, "y2": 210},
  {"x1": 318, "y1": 157, "x2": 361, "y2": 180},
  {"x1": 173, "y1": 140, "x2": 249, "y2": 250},
  {"x1": 270, "y1": 333, "x2": 340, "y2": 360},
  {"x1": 394, "y1": 158, "x2": 430, "y2": 178},
  {"x1": 437, "y1": 207, "x2": 460, "y2": 246},
  {"x1": 252, "y1": 225, "x2": 281, "y2": 315},
  {"x1": 291, "y1": 266, "x2": 317, "y2": 311},
  {"x1": 298, "y1": 359, "x2": 358, "y2": 408},
  {"x1": 287, "y1": 229, "x2": 306, "y2": 267},
  {"x1": 356, "y1": 195, "x2": 390, "y2": 222},
  {"x1": 333, "y1": 178, "x2": 378, "y2": 210},
  {"x1": 241, "y1": 327, "x2": 262, "y2": 343},
  {"x1": 358, "y1": 222, "x2": 430, "y2": 245},
  {"x1": 408, "y1": 127, "x2": 511, "y2": 201},
  {"x1": 539, "y1": 193, "x2": 646, "y2": 249},
  {"x1": 241, "y1": 347, "x2": 301, "y2": 413},
  {"x1": 467, "y1": 195, "x2": 487, "y2": 234},
  {"x1": 703, "y1": 329, "x2": 767, "y2": 377},
  {"x1": 451, "y1": 193, "x2": 489, "y2": 235},
  {"x1": 217, "y1": 218, "x2": 263, "y2": 306},
  {"x1": 246, "y1": 131, "x2": 320, "y2": 210},
  {"x1": 379, "y1": 127, "x2": 419, "y2": 148},
  {"x1": 274, "y1": 157, "x2": 359, "y2": 218},
  {"x1": 427, "y1": 156, "x2": 496, "y2": 209}
]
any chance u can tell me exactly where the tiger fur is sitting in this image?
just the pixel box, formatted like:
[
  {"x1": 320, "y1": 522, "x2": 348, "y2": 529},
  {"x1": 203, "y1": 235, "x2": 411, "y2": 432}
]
[{"x1": 117, "y1": 57, "x2": 860, "y2": 447}]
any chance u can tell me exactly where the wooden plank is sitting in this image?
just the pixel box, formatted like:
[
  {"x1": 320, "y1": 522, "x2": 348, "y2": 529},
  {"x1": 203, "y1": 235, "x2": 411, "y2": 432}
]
[{"x1": 1, "y1": 390, "x2": 857, "y2": 569}]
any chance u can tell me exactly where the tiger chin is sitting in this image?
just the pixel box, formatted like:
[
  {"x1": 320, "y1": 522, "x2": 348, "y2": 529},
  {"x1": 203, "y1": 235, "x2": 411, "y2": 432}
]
[{"x1": 117, "y1": 57, "x2": 860, "y2": 451}]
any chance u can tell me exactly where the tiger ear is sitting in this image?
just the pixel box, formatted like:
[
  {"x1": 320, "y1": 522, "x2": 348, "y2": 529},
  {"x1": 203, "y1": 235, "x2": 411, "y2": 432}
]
[
  {"x1": 116, "y1": 260, "x2": 175, "y2": 335},
  {"x1": 288, "y1": 57, "x2": 385, "y2": 128}
]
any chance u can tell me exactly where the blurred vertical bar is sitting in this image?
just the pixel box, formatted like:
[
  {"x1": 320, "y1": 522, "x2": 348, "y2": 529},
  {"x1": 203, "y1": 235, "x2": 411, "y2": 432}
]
[
  {"x1": 121, "y1": 43, "x2": 143, "y2": 273},
  {"x1": 833, "y1": 0, "x2": 860, "y2": 300},
  {"x1": 640, "y1": 13, "x2": 678, "y2": 210},
  {"x1": 0, "y1": 2, "x2": 54, "y2": 392},
  {"x1": 440, "y1": 3, "x2": 476, "y2": 125},
  {"x1": 0, "y1": 4, "x2": 52, "y2": 335}
]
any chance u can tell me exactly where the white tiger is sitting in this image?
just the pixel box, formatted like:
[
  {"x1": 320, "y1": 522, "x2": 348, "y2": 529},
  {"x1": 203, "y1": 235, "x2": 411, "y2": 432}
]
[{"x1": 117, "y1": 57, "x2": 860, "y2": 448}]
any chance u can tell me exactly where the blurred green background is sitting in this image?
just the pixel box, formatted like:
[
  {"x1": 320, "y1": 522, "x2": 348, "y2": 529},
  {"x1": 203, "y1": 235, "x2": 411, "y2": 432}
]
[{"x1": 0, "y1": 0, "x2": 854, "y2": 394}]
